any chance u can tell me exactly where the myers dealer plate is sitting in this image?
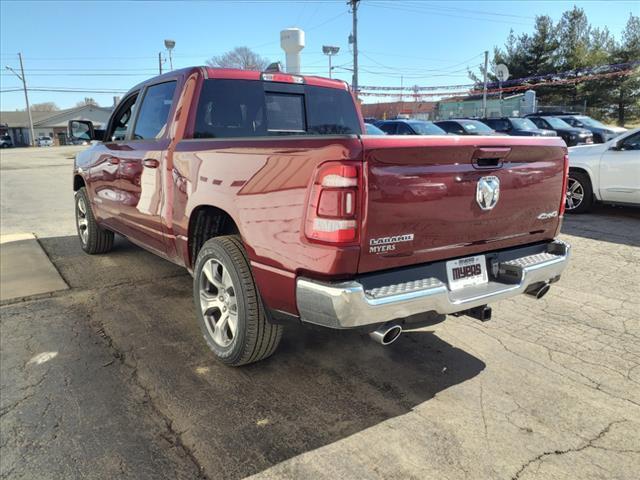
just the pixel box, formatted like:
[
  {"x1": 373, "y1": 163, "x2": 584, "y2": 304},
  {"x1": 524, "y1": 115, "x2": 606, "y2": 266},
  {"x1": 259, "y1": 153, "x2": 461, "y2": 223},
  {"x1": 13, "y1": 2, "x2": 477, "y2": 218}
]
[{"x1": 446, "y1": 255, "x2": 488, "y2": 291}]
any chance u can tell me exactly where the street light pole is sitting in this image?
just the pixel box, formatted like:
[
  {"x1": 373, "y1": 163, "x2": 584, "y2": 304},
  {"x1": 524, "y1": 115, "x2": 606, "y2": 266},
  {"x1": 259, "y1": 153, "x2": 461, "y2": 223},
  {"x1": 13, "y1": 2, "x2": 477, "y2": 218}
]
[
  {"x1": 482, "y1": 50, "x2": 489, "y2": 118},
  {"x1": 5, "y1": 53, "x2": 35, "y2": 146},
  {"x1": 322, "y1": 45, "x2": 340, "y2": 79}
]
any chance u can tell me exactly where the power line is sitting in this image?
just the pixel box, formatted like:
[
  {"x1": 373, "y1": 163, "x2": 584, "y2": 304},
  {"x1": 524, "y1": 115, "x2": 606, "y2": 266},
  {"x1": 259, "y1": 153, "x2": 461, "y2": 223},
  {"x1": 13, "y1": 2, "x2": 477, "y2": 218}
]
[{"x1": 366, "y1": 2, "x2": 534, "y2": 26}]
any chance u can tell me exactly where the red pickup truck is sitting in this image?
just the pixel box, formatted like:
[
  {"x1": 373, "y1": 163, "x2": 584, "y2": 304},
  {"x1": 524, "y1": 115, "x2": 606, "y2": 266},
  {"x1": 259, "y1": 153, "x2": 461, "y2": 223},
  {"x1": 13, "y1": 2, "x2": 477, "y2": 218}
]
[{"x1": 70, "y1": 66, "x2": 571, "y2": 366}]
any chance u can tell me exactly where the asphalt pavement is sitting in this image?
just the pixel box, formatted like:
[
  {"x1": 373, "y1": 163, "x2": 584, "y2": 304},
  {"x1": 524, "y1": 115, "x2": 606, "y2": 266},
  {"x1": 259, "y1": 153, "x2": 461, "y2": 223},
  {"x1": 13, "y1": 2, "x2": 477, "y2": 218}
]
[{"x1": 1, "y1": 146, "x2": 638, "y2": 479}]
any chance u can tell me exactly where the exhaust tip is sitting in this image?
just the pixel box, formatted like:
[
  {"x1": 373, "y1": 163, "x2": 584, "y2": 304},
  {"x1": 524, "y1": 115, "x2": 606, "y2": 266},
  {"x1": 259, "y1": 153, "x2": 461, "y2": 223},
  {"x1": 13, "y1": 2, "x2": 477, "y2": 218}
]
[
  {"x1": 536, "y1": 283, "x2": 550, "y2": 299},
  {"x1": 369, "y1": 324, "x2": 402, "y2": 346},
  {"x1": 526, "y1": 282, "x2": 551, "y2": 300}
]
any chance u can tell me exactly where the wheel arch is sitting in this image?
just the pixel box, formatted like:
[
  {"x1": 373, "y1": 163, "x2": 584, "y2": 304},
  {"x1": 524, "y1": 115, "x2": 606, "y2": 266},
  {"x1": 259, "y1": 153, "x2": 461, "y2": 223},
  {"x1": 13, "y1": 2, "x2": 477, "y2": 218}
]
[
  {"x1": 568, "y1": 165, "x2": 599, "y2": 200},
  {"x1": 73, "y1": 173, "x2": 86, "y2": 191},
  {"x1": 187, "y1": 205, "x2": 241, "y2": 268}
]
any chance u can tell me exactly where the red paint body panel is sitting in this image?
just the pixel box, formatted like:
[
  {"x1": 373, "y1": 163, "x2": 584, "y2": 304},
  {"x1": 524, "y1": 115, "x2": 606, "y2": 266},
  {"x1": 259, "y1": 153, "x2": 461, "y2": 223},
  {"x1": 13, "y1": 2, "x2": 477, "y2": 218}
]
[
  {"x1": 74, "y1": 67, "x2": 568, "y2": 318},
  {"x1": 358, "y1": 135, "x2": 567, "y2": 272}
]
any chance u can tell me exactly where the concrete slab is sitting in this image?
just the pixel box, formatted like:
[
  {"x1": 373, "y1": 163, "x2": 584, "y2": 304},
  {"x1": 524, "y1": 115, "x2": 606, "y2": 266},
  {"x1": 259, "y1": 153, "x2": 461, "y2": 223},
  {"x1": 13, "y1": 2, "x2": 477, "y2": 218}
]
[{"x1": 0, "y1": 233, "x2": 68, "y2": 302}]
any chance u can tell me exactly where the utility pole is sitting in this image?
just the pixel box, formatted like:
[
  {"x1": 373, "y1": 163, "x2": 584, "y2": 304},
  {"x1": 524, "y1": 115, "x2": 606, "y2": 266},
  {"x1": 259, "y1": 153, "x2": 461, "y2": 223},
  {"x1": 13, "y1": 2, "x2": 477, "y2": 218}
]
[
  {"x1": 348, "y1": 0, "x2": 360, "y2": 94},
  {"x1": 5, "y1": 53, "x2": 35, "y2": 146},
  {"x1": 158, "y1": 52, "x2": 163, "y2": 75},
  {"x1": 482, "y1": 50, "x2": 489, "y2": 117}
]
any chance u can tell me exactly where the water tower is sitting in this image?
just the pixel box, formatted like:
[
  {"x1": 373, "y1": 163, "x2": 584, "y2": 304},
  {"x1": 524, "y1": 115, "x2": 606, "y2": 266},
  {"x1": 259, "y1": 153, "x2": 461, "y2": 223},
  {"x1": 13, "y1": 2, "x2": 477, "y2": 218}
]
[{"x1": 280, "y1": 28, "x2": 305, "y2": 74}]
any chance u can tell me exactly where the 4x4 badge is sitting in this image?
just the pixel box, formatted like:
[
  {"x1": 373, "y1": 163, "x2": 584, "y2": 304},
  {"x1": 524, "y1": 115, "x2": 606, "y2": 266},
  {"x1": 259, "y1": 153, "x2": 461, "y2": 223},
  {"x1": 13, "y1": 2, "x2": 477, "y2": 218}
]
[{"x1": 476, "y1": 176, "x2": 500, "y2": 211}]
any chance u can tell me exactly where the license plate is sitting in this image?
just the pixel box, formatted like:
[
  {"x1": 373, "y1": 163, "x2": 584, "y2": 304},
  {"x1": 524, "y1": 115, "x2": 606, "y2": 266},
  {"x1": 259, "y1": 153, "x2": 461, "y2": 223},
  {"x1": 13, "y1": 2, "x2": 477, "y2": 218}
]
[
  {"x1": 586, "y1": 137, "x2": 593, "y2": 144},
  {"x1": 446, "y1": 255, "x2": 488, "y2": 291}
]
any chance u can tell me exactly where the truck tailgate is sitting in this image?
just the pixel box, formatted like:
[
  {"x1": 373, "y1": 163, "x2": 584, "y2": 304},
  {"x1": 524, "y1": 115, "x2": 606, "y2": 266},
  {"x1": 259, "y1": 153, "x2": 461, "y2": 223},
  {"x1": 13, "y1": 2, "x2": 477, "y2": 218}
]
[{"x1": 359, "y1": 135, "x2": 567, "y2": 273}]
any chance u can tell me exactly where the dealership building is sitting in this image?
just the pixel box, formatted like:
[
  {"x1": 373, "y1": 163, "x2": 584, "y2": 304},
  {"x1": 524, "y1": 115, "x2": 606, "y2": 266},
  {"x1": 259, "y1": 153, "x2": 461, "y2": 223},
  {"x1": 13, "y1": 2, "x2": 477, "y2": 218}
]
[{"x1": 0, "y1": 104, "x2": 113, "y2": 146}]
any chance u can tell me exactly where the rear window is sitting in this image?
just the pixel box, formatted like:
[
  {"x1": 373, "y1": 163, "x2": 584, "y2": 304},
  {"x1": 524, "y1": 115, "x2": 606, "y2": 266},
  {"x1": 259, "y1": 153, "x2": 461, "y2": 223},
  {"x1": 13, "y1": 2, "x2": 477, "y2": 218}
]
[{"x1": 193, "y1": 79, "x2": 361, "y2": 138}]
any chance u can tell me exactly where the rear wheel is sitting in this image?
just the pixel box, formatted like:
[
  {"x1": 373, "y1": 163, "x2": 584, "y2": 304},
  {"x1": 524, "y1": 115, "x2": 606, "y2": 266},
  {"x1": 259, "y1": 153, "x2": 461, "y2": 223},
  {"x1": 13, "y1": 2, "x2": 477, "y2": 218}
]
[
  {"x1": 565, "y1": 171, "x2": 593, "y2": 214},
  {"x1": 75, "y1": 187, "x2": 114, "y2": 253},
  {"x1": 193, "y1": 235, "x2": 282, "y2": 366}
]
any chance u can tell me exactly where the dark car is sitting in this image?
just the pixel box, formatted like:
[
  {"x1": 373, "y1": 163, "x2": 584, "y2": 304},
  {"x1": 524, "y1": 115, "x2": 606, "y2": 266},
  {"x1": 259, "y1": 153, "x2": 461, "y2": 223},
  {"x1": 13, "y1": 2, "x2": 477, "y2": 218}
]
[
  {"x1": 365, "y1": 123, "x2": 386, "y2": 135},
  {"x1": 0, "y1": 135, "x2": 14, "y2": 148},
  {"x1": 434, "y1": 119, "x2": 504, "y2": 136},
  {"x1": 478, "y1": 117, "x2": 556, "y2": 137},
  {"x1": 376, "y1": 119, "x2": 446, "y2": 136},
  {"x1": 556, "y1": 115, "x2": 623, "y2": 143},
  {"x1": 526, "y1": 115, "x2": 593, "y2": 146}
]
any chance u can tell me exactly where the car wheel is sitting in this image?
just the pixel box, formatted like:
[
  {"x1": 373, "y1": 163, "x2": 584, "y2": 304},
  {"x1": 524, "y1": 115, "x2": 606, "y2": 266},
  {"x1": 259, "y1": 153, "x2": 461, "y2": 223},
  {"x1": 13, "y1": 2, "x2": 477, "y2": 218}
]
[
  {"x1": 75, "y1": 187, "x2": 114, "y2": 253},
  {"x1": 193, "y1": 235, "x2": 283, "y2": 366},
  {"x1": 565, "y1": 171, "x2": 593, "y2": 214}
]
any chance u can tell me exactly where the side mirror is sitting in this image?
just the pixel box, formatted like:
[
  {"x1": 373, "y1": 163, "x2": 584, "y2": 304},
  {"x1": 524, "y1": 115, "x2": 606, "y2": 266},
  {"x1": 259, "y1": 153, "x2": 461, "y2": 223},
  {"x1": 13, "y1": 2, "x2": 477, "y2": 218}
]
[{"x1": 68, "y1": 120, "x2": 102, "y2": 142}]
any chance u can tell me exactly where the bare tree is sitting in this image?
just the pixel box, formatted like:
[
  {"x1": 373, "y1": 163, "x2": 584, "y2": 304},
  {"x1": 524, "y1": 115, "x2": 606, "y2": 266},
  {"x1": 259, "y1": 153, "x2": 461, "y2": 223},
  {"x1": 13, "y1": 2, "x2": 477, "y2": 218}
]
[
  {"x1": 207, "y1": 47, "x2": 270, "y2": 70},
  {"x1": 30, "y1": 102, "x2": 59, "y2": 112},
  {"x1": 75, "y1": 97, "x2": 99, "y2": 107}
]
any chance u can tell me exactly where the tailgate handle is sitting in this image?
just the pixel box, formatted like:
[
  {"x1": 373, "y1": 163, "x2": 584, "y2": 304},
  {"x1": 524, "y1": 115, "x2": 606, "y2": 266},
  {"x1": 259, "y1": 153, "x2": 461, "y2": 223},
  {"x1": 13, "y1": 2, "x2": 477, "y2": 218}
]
[{"x1": 472, "y1": 148, "x2": 511, "y2": 169}]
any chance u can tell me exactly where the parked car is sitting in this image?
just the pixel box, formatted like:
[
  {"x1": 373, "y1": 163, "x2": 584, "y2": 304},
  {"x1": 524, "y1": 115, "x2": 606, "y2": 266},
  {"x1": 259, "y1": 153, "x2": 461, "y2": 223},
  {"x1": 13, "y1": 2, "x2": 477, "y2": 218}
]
[
  {"x1": 365, "y1": 123, "x2": 386, "y2": 135},
  {"x1": 434, "y1": 119, "x2": 504, "y2": 136},
  {"x1": 566, "y1": 128, "x2": 640, "y2": 213},
  {"x1": 526, "y1": 115, "x2": 593, "y2": 146},
  {"x1": 0, "y1": 135, "x2": 13, "y2": 148},
  {"x1": 36, "y1": 136, "x2": 54, "y2": 147},
  {"x1": 556, "y1": 115, "x2": 625, "y2": 143},
  {"x1": 68, "y1": 66, "x2": 570, "y2": 366},
  {"x1": 537, "y1": 111, "x2": 627, "y2": 143},
  {"x1": 478, "y1": 117, "x2": 556, "y2": 137},
  {"x1": 375, "y1": 119, "x2": 446, "y2": 135}
]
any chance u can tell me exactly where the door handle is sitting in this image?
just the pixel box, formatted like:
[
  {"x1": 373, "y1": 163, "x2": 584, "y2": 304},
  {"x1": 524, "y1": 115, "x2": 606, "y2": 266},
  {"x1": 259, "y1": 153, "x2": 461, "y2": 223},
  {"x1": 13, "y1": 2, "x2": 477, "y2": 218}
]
[
  {"x1": 107, "y1": 156, "x2": 120, "y2": 165},
  {"x1": 143, "y1": 159, "x2": 159, "y2": 169}
]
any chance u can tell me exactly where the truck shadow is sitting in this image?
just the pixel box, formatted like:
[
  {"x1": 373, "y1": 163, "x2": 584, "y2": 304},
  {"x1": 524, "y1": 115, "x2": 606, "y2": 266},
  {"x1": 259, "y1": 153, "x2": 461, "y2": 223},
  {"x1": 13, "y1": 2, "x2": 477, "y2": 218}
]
[
  {"x1": 39, "y1": 235, "x2": 485, "y2": 479},
  {"x1": 561, "y1": 204, "x2": 640, "y2": 246}
]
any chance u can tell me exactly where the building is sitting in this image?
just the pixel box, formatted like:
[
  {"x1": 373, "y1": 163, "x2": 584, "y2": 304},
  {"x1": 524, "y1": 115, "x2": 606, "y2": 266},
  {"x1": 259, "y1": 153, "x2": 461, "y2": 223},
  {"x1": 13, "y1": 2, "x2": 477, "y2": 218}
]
[
  {"x1": 360, "y1": 101, "x2": 437, "y2": 121},
  {"x1": 0, "y1": 104, "x2": 113, "y2": 146},
  {"x1": 436, "y1": 91, "x2": 537, "y2": 120}
]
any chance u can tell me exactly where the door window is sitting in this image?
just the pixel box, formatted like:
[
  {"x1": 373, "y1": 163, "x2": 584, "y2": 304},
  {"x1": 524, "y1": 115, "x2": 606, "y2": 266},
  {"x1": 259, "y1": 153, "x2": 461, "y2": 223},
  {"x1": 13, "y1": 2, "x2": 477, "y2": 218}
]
[
  {"x1": 620, "y1": 132, "x2": 640, "y2": 151},
  {"x1": 378, "y1": 123, "x2": 397, "y2": 134},
  {"x1": 133, "y1": 81, "x2": 177, "y2": 140},
  {"x1": 396, "y1": 123, "x2": 414, "y2": 135},
  {"x1": 109, "y1": 94, "x2": 138, "y2": 141}
]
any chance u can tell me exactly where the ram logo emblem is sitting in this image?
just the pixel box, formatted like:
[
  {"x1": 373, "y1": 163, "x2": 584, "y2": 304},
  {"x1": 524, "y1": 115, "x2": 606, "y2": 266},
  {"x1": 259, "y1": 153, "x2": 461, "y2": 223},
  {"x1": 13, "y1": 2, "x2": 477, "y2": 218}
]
[{"x1": 476, "y1": 176, "x2": 500, "y2": 211}]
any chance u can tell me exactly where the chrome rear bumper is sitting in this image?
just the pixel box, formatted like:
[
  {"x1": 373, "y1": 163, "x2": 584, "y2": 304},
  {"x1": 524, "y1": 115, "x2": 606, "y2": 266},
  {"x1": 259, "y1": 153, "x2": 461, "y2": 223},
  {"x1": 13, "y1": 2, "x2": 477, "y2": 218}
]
[{"x1": 296, "y1": 240, "x2": 570, "y2": 329}]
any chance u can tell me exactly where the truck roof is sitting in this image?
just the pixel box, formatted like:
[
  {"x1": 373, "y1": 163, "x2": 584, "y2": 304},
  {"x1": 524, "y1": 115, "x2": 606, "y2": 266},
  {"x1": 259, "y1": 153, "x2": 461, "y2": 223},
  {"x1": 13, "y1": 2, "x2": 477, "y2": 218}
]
[{"x1": 128, "y1": 66, "x2": 350, "y2": 93}]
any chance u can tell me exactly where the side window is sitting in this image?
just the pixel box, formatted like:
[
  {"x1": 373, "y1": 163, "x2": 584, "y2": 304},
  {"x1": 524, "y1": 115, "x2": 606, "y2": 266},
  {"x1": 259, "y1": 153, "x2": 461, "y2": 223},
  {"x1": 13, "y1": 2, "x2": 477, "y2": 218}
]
[
  {"x1": 531, "y1": 118, "x2": 545, "y2": 129},
  {"x1": 194, "y1": 79, "x2": 265, "y2": 138},
  {"x1": 620, "y1": 133, "x2": 640, "y2": 151},
  {"x1": 109, "y1": 94, "x2": 138, "y2": 141},
  {"x1": 396, "y1": 123, "x2": 414, "y2": 135},
  {"x1": 378, "y1": 123, "x2": 397, "y2": 134},
  {"x1": 450, "y1": 123, "x2": 465, "y2": 134},
  {"x1": 133, "y1": 81, "x2": 177, "y2": 140}
]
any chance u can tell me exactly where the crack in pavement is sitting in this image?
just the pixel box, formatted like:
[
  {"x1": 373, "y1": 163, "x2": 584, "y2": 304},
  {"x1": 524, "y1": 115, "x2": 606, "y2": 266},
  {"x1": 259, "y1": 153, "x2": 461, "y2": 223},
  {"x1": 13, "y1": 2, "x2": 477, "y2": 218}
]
[
  {"x1": 89, "y1": 312, "x2": 209, "y2": 480},
  {"x1": 510, "y1": 420, "x2": 627, "y2": 480}
]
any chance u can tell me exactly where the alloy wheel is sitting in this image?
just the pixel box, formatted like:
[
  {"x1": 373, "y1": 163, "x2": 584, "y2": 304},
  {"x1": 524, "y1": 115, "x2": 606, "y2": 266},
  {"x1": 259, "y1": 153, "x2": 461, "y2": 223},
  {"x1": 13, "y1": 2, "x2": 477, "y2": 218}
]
[
  {"x1": 76, "y1": 196, "x2": 89, "y2": 244},
  {"x1": 565, "y1": 177, "x2": 584, "y2": 211},
  {"x1": 199, "y1": 258, "x2": 238, "y2": 348}
]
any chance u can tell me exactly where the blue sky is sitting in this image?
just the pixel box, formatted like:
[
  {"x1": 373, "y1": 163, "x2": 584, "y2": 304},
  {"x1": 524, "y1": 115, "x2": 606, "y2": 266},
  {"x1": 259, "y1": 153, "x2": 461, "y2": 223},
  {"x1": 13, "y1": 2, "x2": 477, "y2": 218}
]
[{"x1": 1, "y1": 0, "x2": 637, "y2": 110}]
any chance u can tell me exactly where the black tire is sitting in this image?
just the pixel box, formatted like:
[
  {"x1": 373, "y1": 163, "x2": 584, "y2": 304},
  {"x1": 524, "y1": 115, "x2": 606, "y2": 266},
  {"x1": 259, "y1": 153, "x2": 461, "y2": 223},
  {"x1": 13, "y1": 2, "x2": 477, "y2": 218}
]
[
  {"x1": 75, "y1": 187, "x2": 114, "y2": 254},
  {"x1": 565, "y1": 171, "x2": 594, "y2": 214},
  {"x1": 193, "y1": 235, "x2": 283, "y2": 366}
]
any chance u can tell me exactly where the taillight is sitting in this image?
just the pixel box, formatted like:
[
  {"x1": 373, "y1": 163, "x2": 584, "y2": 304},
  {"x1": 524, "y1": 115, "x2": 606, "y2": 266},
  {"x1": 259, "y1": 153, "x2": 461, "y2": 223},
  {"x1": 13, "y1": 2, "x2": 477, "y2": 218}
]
[
  {"x1": 304, "y1": 162, "x2": 360, "y2": 244},
  {"x1": 559, "y1": 153, "x2": 569, "y2": 216}
]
